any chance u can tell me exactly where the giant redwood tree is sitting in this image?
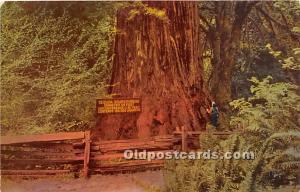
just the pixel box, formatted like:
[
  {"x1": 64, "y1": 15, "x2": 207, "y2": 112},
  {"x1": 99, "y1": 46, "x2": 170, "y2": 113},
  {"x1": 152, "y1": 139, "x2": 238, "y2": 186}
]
[{"x1": 95, "y1": 2, "x2": 211, "y2": 139}]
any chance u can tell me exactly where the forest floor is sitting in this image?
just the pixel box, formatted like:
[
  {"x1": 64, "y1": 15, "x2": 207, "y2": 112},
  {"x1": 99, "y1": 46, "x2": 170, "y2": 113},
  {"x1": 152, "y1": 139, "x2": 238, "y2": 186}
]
[
  {"x1": 1, "y1": 171, "x2": 164, "y2": 192},
  {"x1": 2, "y1": 171, "x2": 299, "y2": 192}
]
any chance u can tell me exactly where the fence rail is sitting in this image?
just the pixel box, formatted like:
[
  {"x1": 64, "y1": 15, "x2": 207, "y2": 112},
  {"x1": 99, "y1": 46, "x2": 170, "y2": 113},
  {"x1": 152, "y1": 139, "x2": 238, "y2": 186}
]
[
  {"x1": 1, "y1": 128, "x2": 238, "y2": 178},
  {"x1": 1, "y1": 132, "x2": 85, "y2": 145},
  {"x1": 1, "y1": 131, "x2": 89, "y2": 178}
]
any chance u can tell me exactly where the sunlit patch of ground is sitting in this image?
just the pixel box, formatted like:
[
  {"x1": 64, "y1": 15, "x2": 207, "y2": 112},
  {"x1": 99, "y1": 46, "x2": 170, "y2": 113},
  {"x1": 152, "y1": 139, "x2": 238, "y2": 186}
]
[
  {"x1": 1, "y1": 171, "x2": 299, "y2": 192},
  {"x1": 1, "y1": 171, "x2": 164, "y2": 192}
]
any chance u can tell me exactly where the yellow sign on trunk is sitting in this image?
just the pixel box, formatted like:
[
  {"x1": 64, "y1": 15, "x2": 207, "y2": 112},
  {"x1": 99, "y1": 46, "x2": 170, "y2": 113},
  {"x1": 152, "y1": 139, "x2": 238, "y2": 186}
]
[{"x1": 96, "y1": 98, "x2": 141, "y2": 114}]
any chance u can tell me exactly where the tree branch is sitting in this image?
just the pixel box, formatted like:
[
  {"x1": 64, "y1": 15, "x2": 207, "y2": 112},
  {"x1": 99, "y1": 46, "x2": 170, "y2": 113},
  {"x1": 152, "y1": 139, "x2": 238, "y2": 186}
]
[
  {"x1": 256, "y1": 6, "x2": 300, "y2": 42},
  {"x1": 199, "y1": 13, "x2": 213, "y2": 30},
  {"x1": 199, "y1": 23, "x2": 209, "y2": 34},
  {"x1": 233, "y1": 1, "x2": 258, "y2": 29},
  {"x1": 199, "y1": 5, "x2": 215, "y2": 14}
]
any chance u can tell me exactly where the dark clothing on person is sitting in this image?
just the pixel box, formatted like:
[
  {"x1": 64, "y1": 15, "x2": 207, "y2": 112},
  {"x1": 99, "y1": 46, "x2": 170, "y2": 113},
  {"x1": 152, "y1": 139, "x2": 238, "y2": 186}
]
[
  {"x1": 210, "y1": 106, "x2": 219, "y2": 127},
  {"x1": 211, "y1": 112, "x2": 218, "y2": 127}
]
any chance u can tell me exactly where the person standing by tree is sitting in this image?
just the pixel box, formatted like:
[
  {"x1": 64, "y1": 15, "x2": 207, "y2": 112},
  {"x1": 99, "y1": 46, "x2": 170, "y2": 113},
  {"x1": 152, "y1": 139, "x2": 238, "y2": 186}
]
[{"x1": 207, "y1": 102, "x2": 219, "y2": 128}]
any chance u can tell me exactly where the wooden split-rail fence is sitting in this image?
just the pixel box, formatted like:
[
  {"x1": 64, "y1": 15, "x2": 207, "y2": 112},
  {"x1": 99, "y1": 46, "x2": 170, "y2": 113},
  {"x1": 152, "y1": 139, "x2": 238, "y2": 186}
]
[{"x1": 1, "y1": 128, "x2": 236, "y2": 178}]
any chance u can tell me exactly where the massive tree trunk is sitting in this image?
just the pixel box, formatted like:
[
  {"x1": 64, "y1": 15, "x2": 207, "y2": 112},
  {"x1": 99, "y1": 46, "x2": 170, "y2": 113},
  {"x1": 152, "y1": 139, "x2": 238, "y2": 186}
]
[{"x1": 94, "y1": 2, "x2": 211, "y2": 140}]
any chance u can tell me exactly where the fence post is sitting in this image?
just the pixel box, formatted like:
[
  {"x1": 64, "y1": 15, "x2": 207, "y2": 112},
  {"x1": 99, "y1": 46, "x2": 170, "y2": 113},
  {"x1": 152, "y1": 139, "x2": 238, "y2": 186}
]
[
  {"x1": 181, "y1": 126, "x2": 187, "y2": 151},
  {"x1": 83, "y1": 131, "x2": 91, "y2": 178}
]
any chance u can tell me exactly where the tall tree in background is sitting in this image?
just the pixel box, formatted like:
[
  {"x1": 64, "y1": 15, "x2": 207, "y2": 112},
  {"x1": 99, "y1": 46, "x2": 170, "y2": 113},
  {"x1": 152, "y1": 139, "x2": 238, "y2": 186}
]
[
  {"x1": 96, "y1": 2, "x2": 211, "y2": 139},
  {"x1": 199, "y1": 2, "x2": 257, "y2": 112},
  {"x1": 199, "y1": 1, "x2": 299, "y2": 112}
]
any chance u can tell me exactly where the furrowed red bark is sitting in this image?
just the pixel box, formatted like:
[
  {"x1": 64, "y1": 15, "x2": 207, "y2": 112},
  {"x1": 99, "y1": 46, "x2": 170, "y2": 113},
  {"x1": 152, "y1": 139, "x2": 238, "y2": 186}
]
[{"x1": 95, "y1": 2, "x2": 211, "y2": 140}]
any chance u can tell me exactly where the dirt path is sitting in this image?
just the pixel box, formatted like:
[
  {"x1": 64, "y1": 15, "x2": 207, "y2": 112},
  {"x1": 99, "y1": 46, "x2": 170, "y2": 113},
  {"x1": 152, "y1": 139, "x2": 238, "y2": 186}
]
[{"x1": 1, "y1": 171, "x2": 165, "y2": 192}]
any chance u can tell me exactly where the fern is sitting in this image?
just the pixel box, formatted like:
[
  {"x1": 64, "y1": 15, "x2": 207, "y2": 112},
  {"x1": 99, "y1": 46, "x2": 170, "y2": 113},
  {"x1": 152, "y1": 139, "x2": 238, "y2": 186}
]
[
  {"x1": 166, "y1": 74, "x2": 300, "y2": 192},
  {"x1": 241, "y1": 131, "x2": 300, "y2": 192}
]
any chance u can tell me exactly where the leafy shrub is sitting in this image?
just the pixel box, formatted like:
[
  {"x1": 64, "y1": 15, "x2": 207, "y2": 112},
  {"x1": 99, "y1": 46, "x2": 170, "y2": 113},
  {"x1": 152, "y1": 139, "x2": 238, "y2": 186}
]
[
  {"x1": 165, "y1": 74, "x2": 300, "y2": 192},
  {"x1": 0, "y1": 2, "x2": 123, "y2": 135}
]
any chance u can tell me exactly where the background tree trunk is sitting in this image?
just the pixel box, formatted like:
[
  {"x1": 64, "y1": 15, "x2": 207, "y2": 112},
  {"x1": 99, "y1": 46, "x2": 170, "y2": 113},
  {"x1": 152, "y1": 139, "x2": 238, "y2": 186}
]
[
  {"x1": 209, "y1": 27, "x2": 241, "y2": 112},
  {"x1": 206, "y1": 2, "x2": 256, "y2": 113},
  {"x1": 94, "y1": 2, "x2": 211, "y2": 140}
]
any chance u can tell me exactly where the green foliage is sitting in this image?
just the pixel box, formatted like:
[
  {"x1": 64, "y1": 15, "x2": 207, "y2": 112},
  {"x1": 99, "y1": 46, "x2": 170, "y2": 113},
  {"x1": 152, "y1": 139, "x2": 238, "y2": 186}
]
[
  {"x1": 164, "y1": 158, "x2": 212, "y2": 192},
  {"x1": 165, "y1": 80, "x2": 300, "y2": 191},
  {"x1": 0, "y1": 2, "x2": 123, "y2": 134},
  {"x1": 165, "y1": 70, "x2": 300, "y2": 191},
  {"x1": 282, "y1": 47, "x2": 300, "y2": 70},
  {"x1": 266, "y1": 43, "x2": 300, "y2": 71},
  {"x1": 241, "y1": 131, "x2": 300, "y2": 192},
  {"x1": 202, "y1": 50, "x2": 213, "y2": 84},
  {"x1": 230, "y1": 76, "x2": 299, "y2": 135},
  {"x1": 164, "y1": 134, "x2": 251, "y2": 192},
  {"x1": 128, "y1": 3, "x2": 168, "y2": 22},
  {"x1": 273, "y1": 1, "x2": 300, "y2": 16},
  {"x1": 232, "y1": 45, "x2": 292, "y2": 99}
]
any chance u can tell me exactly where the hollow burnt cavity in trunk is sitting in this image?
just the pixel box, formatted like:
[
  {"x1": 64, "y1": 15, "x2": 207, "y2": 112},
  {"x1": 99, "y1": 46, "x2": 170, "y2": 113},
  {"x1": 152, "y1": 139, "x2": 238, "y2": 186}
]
[{"x1": 94, "y1": 1, "x2": 211, "y2": 140}]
